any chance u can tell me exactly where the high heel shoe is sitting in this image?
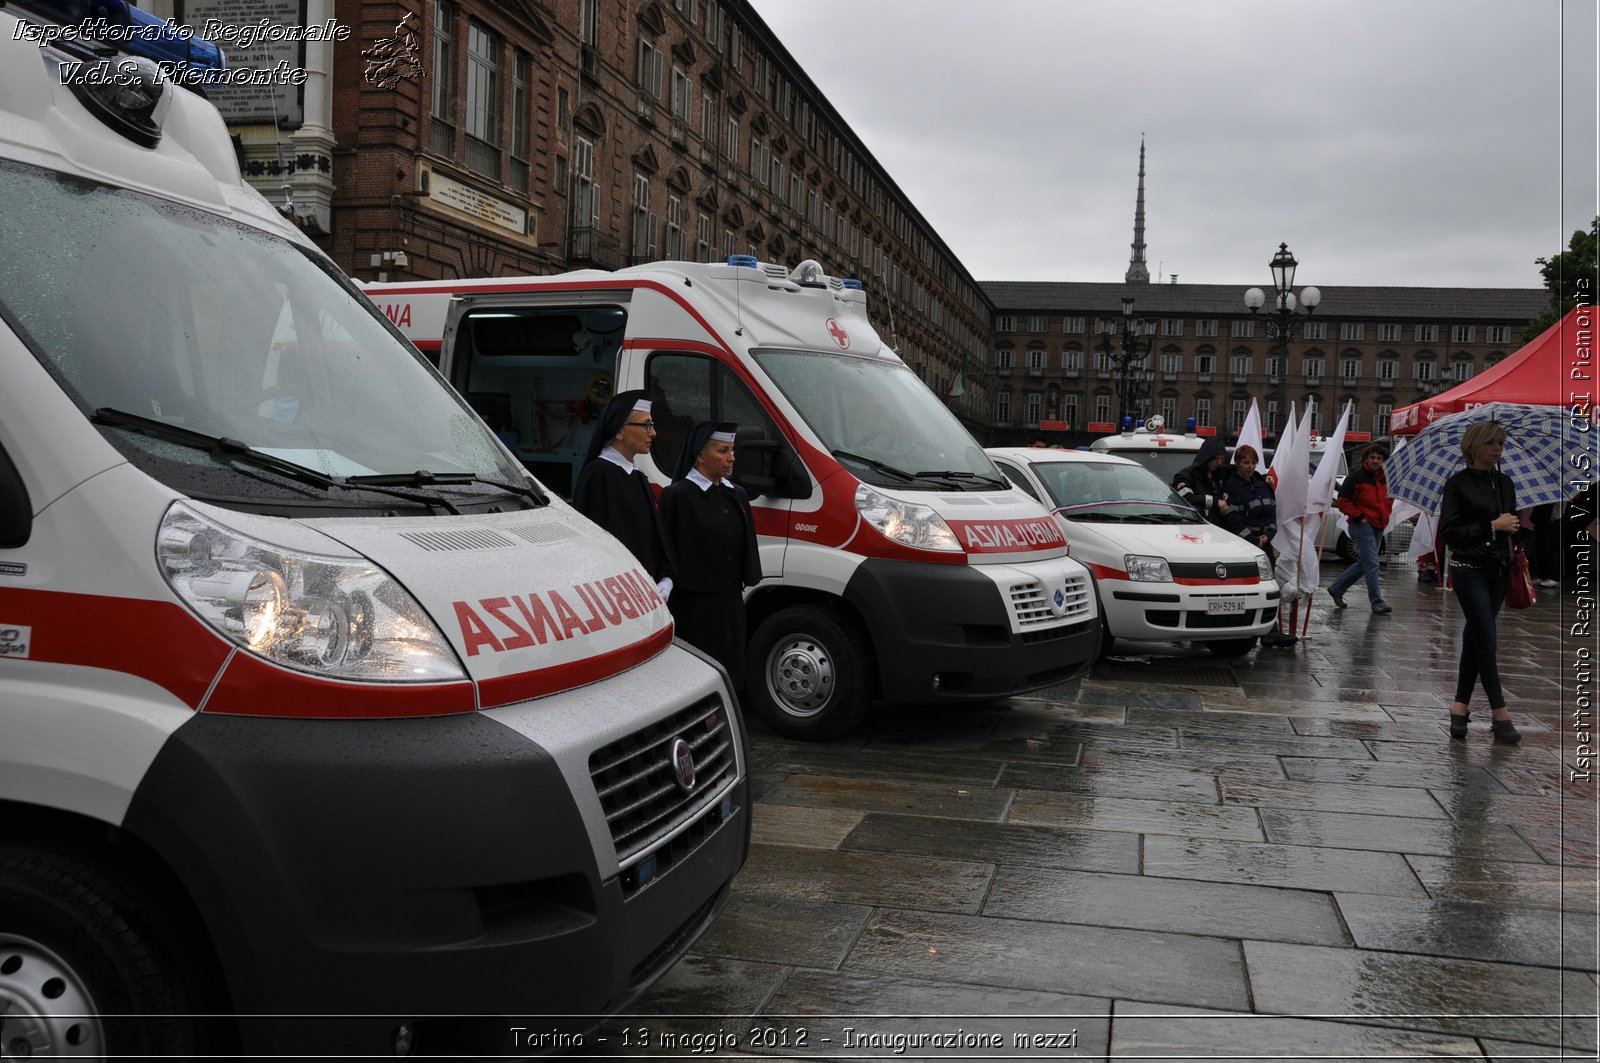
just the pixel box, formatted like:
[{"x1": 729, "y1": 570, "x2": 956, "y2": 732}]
[
  {"x1": 1448, "y1": 711, "x2": 1470, "y2": 740},
  {"x1": 1490, "y1": 717, "x2": 1521, "y2": 745}
]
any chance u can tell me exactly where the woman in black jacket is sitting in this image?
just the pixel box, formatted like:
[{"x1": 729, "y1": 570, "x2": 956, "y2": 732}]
[{"x1": 1439, "y1": 421, "x2": 1523, "y2": 743}]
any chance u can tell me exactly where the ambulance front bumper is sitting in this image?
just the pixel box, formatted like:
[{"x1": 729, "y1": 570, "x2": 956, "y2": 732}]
[
  {"x1": 121, "y1": 660, "x2": 750, "y2": 1057},
  {"x1": 1102, "y1": 578, "x2": 1280, "y2": 642}
]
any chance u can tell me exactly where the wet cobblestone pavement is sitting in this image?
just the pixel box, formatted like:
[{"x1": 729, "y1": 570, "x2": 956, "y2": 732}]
[{"x1": 597, "y1": 566, "x2": 1598, "y2": 1060}]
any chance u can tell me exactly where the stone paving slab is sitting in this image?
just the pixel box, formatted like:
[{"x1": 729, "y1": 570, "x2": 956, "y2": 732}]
[
  {"x1": 845, "y1": 909, "x2": 1252, "y2": 1012},
  {"x1": 1220, "y1": 777, "x2": 1447, "y2": 818},
  {"x1": 1006, "y1": 792, "x2": 1264, "y2": 842},
  {"x1": 689, "y1": 893, "x2": 872, "y2": 970},
  {"x1": 1143, "y1": 836, "x2": 1427, "y2": 896},
  {"x1": 839, "y1": 812, "x2": 1142, "y2": 875},
  {"x1": 751, "y1": 804, "x2": 865, "y2": 850},
  {"x1": 1079, "y1": 745, "x2": 1288, "y2": 780},
  {"x1": 1406, "y1": 854, "x2": 1600, "y2": 913},
  {"x1": 996, "y1": 758, "x2": 1221, "y2": 803},
  {"x1": 621, "y1": 953, "x2": 792, "y2": 1018},
  {"x1": 1243, "y1": 940, "x2": 1597, "y2": 1048},
  {"x1": 751, "y1": 743, "x2": 1007, "y2": 788},
  {"x1": 734, "y1": 844, "x2": 994, "y2": 914},
  {"x1": 1279, "y1": 754, "x2": 1505, "y2": 791},
  {"x1": 1481, "y1": 1036, "x2": 1600, "y2": 1060},
  {"x1": 760, "y1": 774, "x2": 1014, "y2": 821},
  {"x1": 1124, "y1": 705, "x2": 1295, "y2": 734},
  {"x1": 1107, "y1": 1000, "x2": 1481, "y2": 1059},
  {"x1": 1178, "y1": 729, "x2": 1377, "y2": 760},
  {"x1": 1335, "y1": 892, "x2": 1598, "y2": 971},
  {"x1": 984, "y1": 866, "x2": 1348, "y2": 946},
  {"x1": 1259, "y1": 807, "x2": 1547, "y2": 863}
]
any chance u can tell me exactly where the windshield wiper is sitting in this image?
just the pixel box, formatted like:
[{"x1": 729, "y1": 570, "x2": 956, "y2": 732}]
[
  {"x1": 915, "y1": 469, "x2": 1008, "y2": 489},
  {"x1": 347, "y1": 470, "x2": 548, "y2": 507},
  {"x1": 831, "y1": 449, "x2": 916, "y2": 483},
  {"x1": 93, "y1": 407, "x2": 462, "y2": 513}
]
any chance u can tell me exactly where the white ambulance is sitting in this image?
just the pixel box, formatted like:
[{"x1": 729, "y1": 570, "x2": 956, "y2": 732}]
[
  {"x1": 0, "y1": 6, "x2": 748, "y2": 1057},
  {"x1": 1087, "y1": 415, "x2": 1216, "y2": 484},
  {"x1": 366, "y1": 258, "x2": 1099, "y2": 739},
  {"x1": 987, "y1": 448, "x2": 1280, "y2": 657}
]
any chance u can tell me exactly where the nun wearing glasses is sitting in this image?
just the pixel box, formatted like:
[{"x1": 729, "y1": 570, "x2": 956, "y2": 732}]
[
  {"x1": 572, "y1": 389, "x2": 674, "y2": 598},
  {"x1": 659, "y1": 421, "x2": 762, "y2": 686}
]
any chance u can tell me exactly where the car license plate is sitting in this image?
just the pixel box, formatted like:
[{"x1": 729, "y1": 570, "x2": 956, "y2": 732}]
[{"x1": 1206, "y1": 599, "x2": 1246, "y2": 615}]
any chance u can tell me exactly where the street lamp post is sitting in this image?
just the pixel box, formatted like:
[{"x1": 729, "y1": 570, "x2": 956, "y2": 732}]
[
  {"x1": 1101, "y1": 296, "x2": 1153, "y2": 426},
  {"x1": 1244, "y1": 243, "x2": 1321, "y2": 443}
]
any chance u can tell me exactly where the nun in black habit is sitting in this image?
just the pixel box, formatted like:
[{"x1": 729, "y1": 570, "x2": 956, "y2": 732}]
[
  {"x1": 571, "y1": 389, "x2": 675, "y2": 595},
  {"x1": 659, "y1": 421, "x2": 762, "y2": 687}
]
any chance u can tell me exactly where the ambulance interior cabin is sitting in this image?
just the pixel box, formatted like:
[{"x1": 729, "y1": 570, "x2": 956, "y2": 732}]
[{"x1": 453, "y1": 306, "x2": 627, "y2": 497}]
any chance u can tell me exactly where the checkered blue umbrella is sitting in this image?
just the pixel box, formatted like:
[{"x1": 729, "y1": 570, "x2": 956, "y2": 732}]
[{"x1": 1386, "y1": 402, "x2": 1597, "y2": 512}]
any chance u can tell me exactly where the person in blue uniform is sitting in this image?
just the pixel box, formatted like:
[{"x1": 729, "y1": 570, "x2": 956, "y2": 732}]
[
  {"x1": 571, "y1": 390, "x2": 674, "y2": 598},
  {"x1": 659, "y1": 422, "x2": 762, "y2": 686}
]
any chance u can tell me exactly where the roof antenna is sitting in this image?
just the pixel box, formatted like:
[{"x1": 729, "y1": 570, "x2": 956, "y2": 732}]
[
  {"x1": 877, "y1": 256, "x2": 900, "y2": 354},
  {"x1": 270, "y1": 91, "x2": 294, "y2": 220}
]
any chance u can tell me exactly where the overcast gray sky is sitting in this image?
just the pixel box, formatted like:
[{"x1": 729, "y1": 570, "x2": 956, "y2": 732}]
[{"x1": 746, "y1": 0, "x2": 1598, "y2": 291}]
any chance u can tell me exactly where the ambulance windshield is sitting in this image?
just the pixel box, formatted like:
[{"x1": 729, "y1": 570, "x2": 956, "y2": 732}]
[
  {"x1": 0, "y1": 159, "x2": 521, "y2": 506},
  {"x1": 752, "y1": 348, "x2": 1000, "y2": 488}
]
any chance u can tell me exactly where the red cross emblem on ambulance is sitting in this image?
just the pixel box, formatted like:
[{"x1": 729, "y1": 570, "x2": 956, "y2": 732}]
[{"x1": 826, "y1": 317, "x2": 850, "y2": 350}]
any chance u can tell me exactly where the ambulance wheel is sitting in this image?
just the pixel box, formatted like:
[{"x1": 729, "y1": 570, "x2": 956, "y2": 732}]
[
  {"x1": 1336, "y1": 533, "x2": 1357, "y2": 563},
  {"x1": 1205, "y1": 638, "x2": 1258, "y2": 658},
  {"x1": 0, "y1": 845, "x2": 223, "y2": 1059},
  {"x1": 748, "y1": 605, "x2": 870, "y2": 739}
]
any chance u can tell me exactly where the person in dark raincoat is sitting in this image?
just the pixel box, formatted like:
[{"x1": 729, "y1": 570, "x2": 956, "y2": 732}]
[
  {"x1": 1172, "y1": 436, "x2": 1231, "y2": 525},
  {"x1": 659, "y1": 422, "x2": 762, "y2": 686}
]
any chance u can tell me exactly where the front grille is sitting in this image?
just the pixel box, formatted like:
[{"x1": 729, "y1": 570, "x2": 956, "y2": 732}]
[
  {"x1": 589, "y1": 694, "x2": 735, "y2": 869},
  {"x1": 1170, "y1": 561, "x2": 1259, "y2": 580},
  {"x1": 1184, "y1": 610, "x2": 1256, "y2": 629},
  {"x1": 1007, "y1": 573, "x2": 1095, "y2": 628}
]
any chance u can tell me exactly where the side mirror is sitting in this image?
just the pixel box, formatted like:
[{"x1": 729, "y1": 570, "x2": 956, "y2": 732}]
[
  {"x1": 733, "y1": 435, "x2": 813, "y2": 501},
  {"x1": 0, "y1": 439, "x2": 32, "y2": 549}
]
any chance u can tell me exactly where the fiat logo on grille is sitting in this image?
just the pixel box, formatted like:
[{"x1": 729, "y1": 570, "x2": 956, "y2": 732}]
[
  {"x1": 1215, "y1": 563, "x2": 1229, "y2": 580},
  {"x1": 670, "y1": 738, "x2": 696, "y2": 792}
]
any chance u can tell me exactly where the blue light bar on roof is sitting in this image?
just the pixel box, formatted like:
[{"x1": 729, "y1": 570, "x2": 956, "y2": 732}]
[
  {"x1": 726, "y1": 255, "x2": 759, "y2": 269},
  {"x1": 841, "y1": 279, "x2": 863, "y2": 290}
]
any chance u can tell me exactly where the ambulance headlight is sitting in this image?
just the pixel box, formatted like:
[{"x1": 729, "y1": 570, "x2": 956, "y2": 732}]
[
  {"x1": 1256, "y1": 554, "x2": 1274, "y2": 581},
  {"x1": 854, "y1": 484, "x2": 961, "y2": 552},
  {"x1": 156, "y1": 502, "x2": 465, "y2": 682},
  {"x1": 1124, "y1": 554, "x2": 1172, "y2": 582}
]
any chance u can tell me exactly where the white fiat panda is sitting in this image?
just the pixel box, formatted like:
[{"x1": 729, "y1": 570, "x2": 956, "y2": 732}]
[{"x1": 988, "y1": 448, "x2": 1281, "y2": 657}]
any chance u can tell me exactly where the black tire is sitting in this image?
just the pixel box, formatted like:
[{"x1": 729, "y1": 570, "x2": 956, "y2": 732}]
[
  {"x1": 1336, "y1": 533, "x2": 1357, "y2": 563},
  {"x1": 746, "y1": 605, "x2": 871, "y2": 739},
  {"x1": 1205, "y1": 637, "x2": 1258, "y2": 658},
  {"x1": 0, "y1": 844, "x2": 224, "y2": 1059}
]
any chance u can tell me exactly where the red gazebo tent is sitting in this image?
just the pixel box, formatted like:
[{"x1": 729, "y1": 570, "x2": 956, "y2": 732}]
[{"x1": 1389, "y1": 307, "x2": 1587, "y2": 434}]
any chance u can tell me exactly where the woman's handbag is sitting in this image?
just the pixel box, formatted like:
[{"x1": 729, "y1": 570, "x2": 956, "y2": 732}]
[{"x1": 1505, "y1": 543, "x2": 1537, "y2": 609}]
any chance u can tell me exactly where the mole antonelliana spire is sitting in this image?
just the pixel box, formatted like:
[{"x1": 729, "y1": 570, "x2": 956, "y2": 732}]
[{"x1": 1125, "y1": 137, "x2": 1150, "y2": 284}]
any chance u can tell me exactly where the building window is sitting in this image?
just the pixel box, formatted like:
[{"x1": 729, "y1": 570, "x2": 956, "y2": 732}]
[
  {"x1": 1230, "y1": 399, "x2": 1247, "y2": 432},
  {"x1": 1415, "y1": 360, "x2": 1436, "y2": 382},
  {"x1": 725, "y1": 116, "x2": 739, "y2": 166},
  {"x1": 1451, "y1": 359, "x2": 1473, "y2": 382},
  {"x1": 1229, "y1": 354, "x2": 1251, "y2": 378},
  {"x1": 707, "y1": 2, "x2": 723, "y2": 48},
  {"x1": 1451, "y1": 324, "x2": 1476, "y2": 344},
  {"x1": 509, "y1": 49, "x2": 530, "y2": 193},
  {"x1": 1194, "y1": 398, "x2": 1211, "y2": 426},
  {"x1": 432, "y1": 1, "x2": 453, "y2": 122},
  {"x1": 572, "y1": 137, "x2": 599, "y2": 254},
  {"x1": 1027, "y1": 315, "x2": 1047, "y2": 333},
  {"x1": 996, "y1": 392, "x2": 1011, "y2": 423},
  {"x1": 1487, "y1": 325, "x2": 1510, "y2": 345},
  {"x1": 1063, "y1": 316, "x2": 1085, "y2": 334},
  {"x1": 1304, "y1": 322, "x2": 1327, "y2": 341},
  {"x1": 1025, "y1": 393, "x2": 1042, "y2": 426},
  {"x1": 674, "y1": 0, "x2": 699, "y2": 22},
  {"x1": 1339, "y1": 323, "x2": 1365, "y2": 341},
  {"x1": 996, "y1": 315, "x2": 1016, "y2": 332},
  {"x1": 666, "y1": 195, "x2": 684, "y2": 259},
  {"x1": 464, "y1": 21, "x2": 500, "y2": 178},
  {"x1": 730, "y1": 22, "x2": 742, "y2": 68},
  {"x1": 1376, "y1": 403, "x2": 1393, "y2": 432},
  {"x1": 995, "y1": 348, "x2": 1013, "y2": 370},
  {"x1": 1340, "y1": 358, "x2": 1361, "y2": 379},
  {"x1": 1267, "y1": 356, "x2": 1283, "y2": 379},
  {"x1": 557, "y1": 86, "x2": 570, "y2": 130},
  {"x1": 1377, "y1": 359, "x2": 1398, "y2": 380},
  {"x1": 1095, "y1": 394, "x2": 1111, "y2": 423},
  {"x1": 1347, "y1": 411, "x2": 1360, "y2": 432},
  {"x1": 1161, "y1": 396, "x2": 1178, "y2": 426},
  {"x1": 1162, "y1": 319, "x2": 1183, "y2": 336},
  {"x1": 1303, "y1": 356, "x2": 1324, "y2": 379},
  {"x1": 631, "y1": 173, "x2": 657, "y2": 261},
  {"x1": 1160, "y1": 353, "x2": 1182, "y2": 376},
  {"x1": 1267, "y1": 400, "x2": 1280, "y2": 434},
  {"x1": 696, "y1": 211, "x2": 712, "y2": 261},
  {"x1": 1378, "y1": 324, "x2": 1401, "y2": 342},
  {"x1": 637, "y1": 33, "x2": 663, "y2": 98},
  {"x1": 579, "y1": 0, "x2": 598, "y2": 45},
  {"x1": 1231, "y1": 320, "x2": 1255, "y2": 338},
  {"x1": 1095, "y1": 350, "x2": 1115, "y2": 373},
  {"x1": 1062, "y1": 349, "x2": 1083, "y2": 372},
  {"x1": 1062, "y1": 395, "x2": 1080, "y2": 427},
  {"x1": 1196, "y1": 320, "x2": 1219, "y2": 337},
  {"x1": 1195, "y1": 354, "x2": 1215, "y2": 376},
  {"x1": 1415, "y1": 324, "x2": 1439, "y2": 342},
  {"x1": 670, "y1": 66, "x2": 692, "y2": 122},
  {"x1": 1026, "y1": 349, "x2": 1045, "y2": 371}
]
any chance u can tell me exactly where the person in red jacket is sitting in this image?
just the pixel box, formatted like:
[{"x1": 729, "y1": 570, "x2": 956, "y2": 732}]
[{"x1": 1328, "y1": 443, "x2": 1395, "y2": 614}]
